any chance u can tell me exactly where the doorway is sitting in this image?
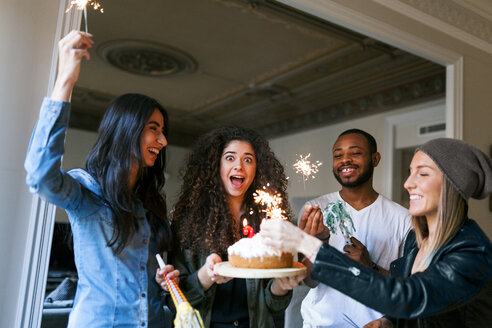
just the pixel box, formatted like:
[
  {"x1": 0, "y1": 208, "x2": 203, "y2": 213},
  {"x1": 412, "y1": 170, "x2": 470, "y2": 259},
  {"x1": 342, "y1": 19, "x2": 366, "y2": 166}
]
[{"x1": 20, "y1": 2, "x2": 462, "y2": 328}]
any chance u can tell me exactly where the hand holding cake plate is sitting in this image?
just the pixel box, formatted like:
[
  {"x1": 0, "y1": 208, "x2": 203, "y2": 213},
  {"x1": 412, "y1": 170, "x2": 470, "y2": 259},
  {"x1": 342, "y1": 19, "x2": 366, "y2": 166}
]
[{"x1": 214, "y1": 261, "x2": 306, "y2": 279}]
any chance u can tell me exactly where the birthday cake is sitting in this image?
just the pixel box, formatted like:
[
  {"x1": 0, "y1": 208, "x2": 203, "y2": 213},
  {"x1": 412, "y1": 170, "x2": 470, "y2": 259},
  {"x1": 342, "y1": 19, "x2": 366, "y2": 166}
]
[{"x1": 228, "y1": 233, "x2": 293, "y2": 269}]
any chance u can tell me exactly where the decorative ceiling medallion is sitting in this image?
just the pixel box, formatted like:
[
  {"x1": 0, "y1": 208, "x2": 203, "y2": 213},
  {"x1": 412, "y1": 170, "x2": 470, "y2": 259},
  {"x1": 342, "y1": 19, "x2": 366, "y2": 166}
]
[{"x1": 98, "y1": 40, "x2": 197, "y2": 77}]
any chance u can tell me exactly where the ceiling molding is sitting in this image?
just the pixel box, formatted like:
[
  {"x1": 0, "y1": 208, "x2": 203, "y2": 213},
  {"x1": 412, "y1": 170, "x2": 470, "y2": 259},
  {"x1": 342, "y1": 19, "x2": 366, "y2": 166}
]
[
  {"x1": 256, "y1": 71, "x2": 446, "y2": 138},
  {"x1": 197, "y1": 53, "x2": 439, "y2": 124},
  {"x1": 455, "y1": 0, "x2": 492, "y2": 22},
  {"x1": 277, "y1": 0, "x2": 463, "y2": 63},
  {"x1": 218, "y1": 0, "x2": 334, "y2": 42},
  {"x1": 69, "y1": 70, "x2": 445, "y2": 146},
  {"x1": 374, "y1": 0, "x2": 492, "y2": 55}
]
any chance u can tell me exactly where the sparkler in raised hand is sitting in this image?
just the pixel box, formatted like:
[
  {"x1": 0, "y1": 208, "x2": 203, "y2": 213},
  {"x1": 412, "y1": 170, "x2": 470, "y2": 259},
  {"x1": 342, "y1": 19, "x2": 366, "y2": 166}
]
[
  {"x1": 293, "y1": 153, "x2": 322, "y2": 182},
  {"x1": 65, "y1": 0, "x2": 104, "y2": 33}
]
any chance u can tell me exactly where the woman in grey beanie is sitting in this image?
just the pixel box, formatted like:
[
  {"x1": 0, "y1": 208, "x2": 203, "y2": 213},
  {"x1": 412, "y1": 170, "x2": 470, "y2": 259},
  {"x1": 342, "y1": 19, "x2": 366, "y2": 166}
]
[{"x1": 260, "y1": 138, "x2": 492, "y2": 328}]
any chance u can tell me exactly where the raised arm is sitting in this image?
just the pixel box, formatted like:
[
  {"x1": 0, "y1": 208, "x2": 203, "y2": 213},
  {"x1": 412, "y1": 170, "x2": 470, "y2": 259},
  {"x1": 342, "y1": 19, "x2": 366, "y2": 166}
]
[
  {"x1": 24, "y1": 31, "x2": 93, "y2": 209},
  {"x1": 51, "y1": 30, "x2": 93, "y2": 101}
]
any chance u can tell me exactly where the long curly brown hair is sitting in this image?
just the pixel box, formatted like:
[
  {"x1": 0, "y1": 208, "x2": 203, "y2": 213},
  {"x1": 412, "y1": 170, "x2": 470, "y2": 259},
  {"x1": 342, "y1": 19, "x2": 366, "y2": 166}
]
[{"x1": 172, "y1": 126, "x2": 291, "y2": 259}]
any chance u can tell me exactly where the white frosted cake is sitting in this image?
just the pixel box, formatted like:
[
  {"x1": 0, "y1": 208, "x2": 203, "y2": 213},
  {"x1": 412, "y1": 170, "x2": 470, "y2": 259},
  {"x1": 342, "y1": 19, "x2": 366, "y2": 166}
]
[{"x1": 228, "y1": 233, "x2": 293, "y2": 269}]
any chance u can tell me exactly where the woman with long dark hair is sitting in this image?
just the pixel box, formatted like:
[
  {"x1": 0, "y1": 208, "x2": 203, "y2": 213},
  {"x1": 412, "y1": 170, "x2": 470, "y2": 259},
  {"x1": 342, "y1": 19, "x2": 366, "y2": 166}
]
[
  {"x1": 157, "y1": 126, "x2": 302, "y2": 327},
  {"x1": 25, "y1": 31, "x2": 178, "y2": 327},
  {"x1": 261, "y1": 138, "x2": 492, "y2": 327}
]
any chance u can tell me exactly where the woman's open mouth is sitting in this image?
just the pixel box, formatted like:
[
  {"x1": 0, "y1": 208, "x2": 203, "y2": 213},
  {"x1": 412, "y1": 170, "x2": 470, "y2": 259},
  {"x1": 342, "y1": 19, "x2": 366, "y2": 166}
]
[
  {"x1": 148, "y1": 147, "x2": 160, "y2": 159},
  {"x1": 230, "y1": 175, "x2": 245, "y2": 187}
]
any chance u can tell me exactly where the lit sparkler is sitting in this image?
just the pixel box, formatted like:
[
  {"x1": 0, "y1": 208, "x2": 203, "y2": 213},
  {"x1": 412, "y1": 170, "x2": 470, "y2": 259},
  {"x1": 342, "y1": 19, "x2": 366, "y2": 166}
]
[
  {"x1": 66, "y1": 0, "x2": 104, "y2": 12},
  {"x1": 66, "y1": 0, "x2": 104, "y2": 33},
  {"x1": 293, "y1": 153, "x2": 322, "y2": 181},
  {"x1": 253, "y1": 185, "x2": 286, "y2": 220}
]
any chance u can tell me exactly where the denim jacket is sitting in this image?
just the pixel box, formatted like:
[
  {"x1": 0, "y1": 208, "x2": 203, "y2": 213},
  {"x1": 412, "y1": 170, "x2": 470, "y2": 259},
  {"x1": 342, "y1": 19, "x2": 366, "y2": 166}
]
[{"x1": 25, "y1": 98, "x2": 168, "y2": 328}]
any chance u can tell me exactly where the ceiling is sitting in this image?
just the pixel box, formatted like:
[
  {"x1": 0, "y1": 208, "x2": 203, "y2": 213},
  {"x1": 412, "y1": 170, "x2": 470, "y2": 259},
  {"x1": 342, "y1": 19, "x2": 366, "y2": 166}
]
[{"x1": 71, "y1": 0, "x2": 445, "y2": 147}]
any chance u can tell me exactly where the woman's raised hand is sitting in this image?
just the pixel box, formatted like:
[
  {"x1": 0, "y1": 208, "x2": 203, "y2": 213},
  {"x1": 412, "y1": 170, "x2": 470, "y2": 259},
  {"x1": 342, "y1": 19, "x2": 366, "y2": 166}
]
[
  {"x1": 51, "y1": 30, "x2": 94, "y2": 101},
  {"x1": 155, "y1": 264, "x2": 180, "y2": 292},
  {"x1": 260, "y1": 219, "x2": 323, "y2": 263}
]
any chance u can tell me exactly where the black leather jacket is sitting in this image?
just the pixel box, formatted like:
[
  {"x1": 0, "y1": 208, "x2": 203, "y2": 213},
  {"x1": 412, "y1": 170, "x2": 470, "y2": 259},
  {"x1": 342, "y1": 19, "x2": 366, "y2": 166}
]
[{"x1": 311, "y1": 219, "x2": 492, "y2": 328}]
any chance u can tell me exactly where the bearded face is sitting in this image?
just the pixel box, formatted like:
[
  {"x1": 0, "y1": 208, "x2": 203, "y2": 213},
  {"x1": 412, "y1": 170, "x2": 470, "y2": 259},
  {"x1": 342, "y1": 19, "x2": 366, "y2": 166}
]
[
  {"x1": 331, "y1": 133, "x2": 377, "y2": 188},
  {"x1": 333, "y1": 157, "x2": 374, "y2": 187}
]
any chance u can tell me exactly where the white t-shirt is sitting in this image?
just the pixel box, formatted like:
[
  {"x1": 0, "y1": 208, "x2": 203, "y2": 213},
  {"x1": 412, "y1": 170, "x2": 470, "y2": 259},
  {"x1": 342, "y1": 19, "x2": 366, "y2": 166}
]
[{"x1": 300, "y1": 192, "x2": 411, "y2": 328}]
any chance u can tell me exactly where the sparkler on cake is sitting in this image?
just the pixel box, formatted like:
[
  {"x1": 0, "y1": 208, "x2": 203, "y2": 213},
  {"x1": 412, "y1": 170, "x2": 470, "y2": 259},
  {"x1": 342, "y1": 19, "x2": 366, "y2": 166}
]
[
  {"x1": 253, "y1": 185, "x2": 286, "y2": 220},
  {"x1": 228, "y1": 186, "x2": 294, "y2": 269},
  {"x1": 321, "y1": 201, "x2": 355, "y2": 244}
]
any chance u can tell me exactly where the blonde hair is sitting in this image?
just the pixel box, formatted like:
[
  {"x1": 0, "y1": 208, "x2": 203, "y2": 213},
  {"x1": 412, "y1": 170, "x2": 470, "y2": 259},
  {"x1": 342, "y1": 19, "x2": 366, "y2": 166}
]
[{"x1": 412, "y1": 177, "x2": 467, "y2": 272}]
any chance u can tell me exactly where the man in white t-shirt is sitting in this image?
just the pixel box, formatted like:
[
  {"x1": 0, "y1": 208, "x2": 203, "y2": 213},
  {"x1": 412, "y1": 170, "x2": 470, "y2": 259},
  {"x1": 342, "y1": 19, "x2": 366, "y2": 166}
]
[{"x1": 299, "y1": 129, "x2": 411, "y2": 328}]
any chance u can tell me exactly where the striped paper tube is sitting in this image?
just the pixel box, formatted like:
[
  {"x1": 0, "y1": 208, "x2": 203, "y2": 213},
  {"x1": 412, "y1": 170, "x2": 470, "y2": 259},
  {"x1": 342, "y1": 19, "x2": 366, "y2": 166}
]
[
  {"x1": 156, "y1": 254, "x2": 204, "y2": 328},
  {"x1": 164, "y1": 274, "x2": 188, "y2": 307}
]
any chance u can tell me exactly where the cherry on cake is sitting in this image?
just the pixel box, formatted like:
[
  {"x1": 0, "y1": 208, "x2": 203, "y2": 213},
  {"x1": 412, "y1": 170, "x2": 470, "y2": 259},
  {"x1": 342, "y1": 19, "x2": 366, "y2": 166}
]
[{"x1": 228, "y1": 233, "x2": 293, "y2": 269}]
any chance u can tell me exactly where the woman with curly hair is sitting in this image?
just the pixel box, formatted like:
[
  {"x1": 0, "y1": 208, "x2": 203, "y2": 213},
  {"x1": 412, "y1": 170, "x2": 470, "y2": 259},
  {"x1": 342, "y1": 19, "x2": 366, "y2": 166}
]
[{"x1": 158, "y1": 126, "x2": 303, "y2": 327}]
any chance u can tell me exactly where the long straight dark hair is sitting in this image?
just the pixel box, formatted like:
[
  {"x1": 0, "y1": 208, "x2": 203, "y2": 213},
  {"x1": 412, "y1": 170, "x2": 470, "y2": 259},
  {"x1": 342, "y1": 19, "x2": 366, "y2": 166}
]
[{"x1": 86, "y1": 93, "x2": 170, "y2": 254}]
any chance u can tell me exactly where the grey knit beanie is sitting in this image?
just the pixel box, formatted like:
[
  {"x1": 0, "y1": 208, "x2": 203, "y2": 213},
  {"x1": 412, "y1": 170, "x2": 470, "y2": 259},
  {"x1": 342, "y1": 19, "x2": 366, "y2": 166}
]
[{"x1": 417, "y1": 138, "x2": 492, "y2": 200}]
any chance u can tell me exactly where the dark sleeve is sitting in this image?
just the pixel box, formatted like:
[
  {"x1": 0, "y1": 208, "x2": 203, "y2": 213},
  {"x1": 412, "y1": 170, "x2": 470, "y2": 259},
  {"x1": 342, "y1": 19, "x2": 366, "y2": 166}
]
[
  {"x1": 382, "y1": 231, "x2": 417, "y2": 324},
  {"x1": 263, "y1": 279, "x2": 292, "y2": 313},
  {"x1": 159, "y1": 290, "x2": 175, "y2": 313},
  {"x1": 170, "y1": 249, "x2": 214, "y2": 307},
  {"x1": 310, "y1": 236, "x2": 492, "y2": 319}
]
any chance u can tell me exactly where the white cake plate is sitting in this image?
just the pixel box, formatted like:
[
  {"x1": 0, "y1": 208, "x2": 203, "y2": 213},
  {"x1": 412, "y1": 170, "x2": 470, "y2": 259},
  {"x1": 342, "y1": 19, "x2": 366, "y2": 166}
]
[{"x1": 214, "y1": 261, "x2": 306, "y2": 279}]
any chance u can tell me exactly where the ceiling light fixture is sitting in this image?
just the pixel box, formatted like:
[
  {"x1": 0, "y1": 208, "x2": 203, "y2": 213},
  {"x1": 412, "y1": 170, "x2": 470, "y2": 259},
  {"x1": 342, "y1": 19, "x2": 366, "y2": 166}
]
[{"x1": 98, "y1": 40, "x2": 197, "y2": 77}]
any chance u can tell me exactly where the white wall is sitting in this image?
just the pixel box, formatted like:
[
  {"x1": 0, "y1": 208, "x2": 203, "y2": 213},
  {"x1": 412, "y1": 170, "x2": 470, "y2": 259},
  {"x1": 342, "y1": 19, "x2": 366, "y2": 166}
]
[
  {"x1": 394, "y1": 112, "x2": 445, "y2": 149},
  {"x1": 0, "y1": 1, "x2": 59, "y2": 326}
]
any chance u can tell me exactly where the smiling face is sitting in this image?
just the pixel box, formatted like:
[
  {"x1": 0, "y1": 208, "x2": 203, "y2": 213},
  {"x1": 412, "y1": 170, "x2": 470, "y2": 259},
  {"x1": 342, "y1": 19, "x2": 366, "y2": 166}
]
[
  {"x1": 220, "y1": 140, "x2": 257, "y2": 203},
  {"x1": 140, "y1": 109, "x2": 168, "y2": 168},
  {"x1": 404, "y1": 151, "x2": 443, "y2": 220},
  {"x1": 332, "y1": 133, "x2": 379, "y2": 188}
]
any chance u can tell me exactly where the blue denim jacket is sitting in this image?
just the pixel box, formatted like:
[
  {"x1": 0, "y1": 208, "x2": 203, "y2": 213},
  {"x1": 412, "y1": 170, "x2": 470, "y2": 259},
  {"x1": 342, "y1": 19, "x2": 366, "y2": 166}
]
[{"x1": 25, "y1": 98, "x2": 168, "y2": 328}]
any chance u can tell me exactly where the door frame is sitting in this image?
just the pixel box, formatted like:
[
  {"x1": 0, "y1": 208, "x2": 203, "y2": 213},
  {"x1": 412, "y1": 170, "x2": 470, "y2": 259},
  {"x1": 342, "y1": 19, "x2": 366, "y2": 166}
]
[
  {"x1": 19, "y1": 1, "x2": 464, "y2": 327},
  {"x1": 16, "y1": 1, "x2": 81, "y2": 327}
]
